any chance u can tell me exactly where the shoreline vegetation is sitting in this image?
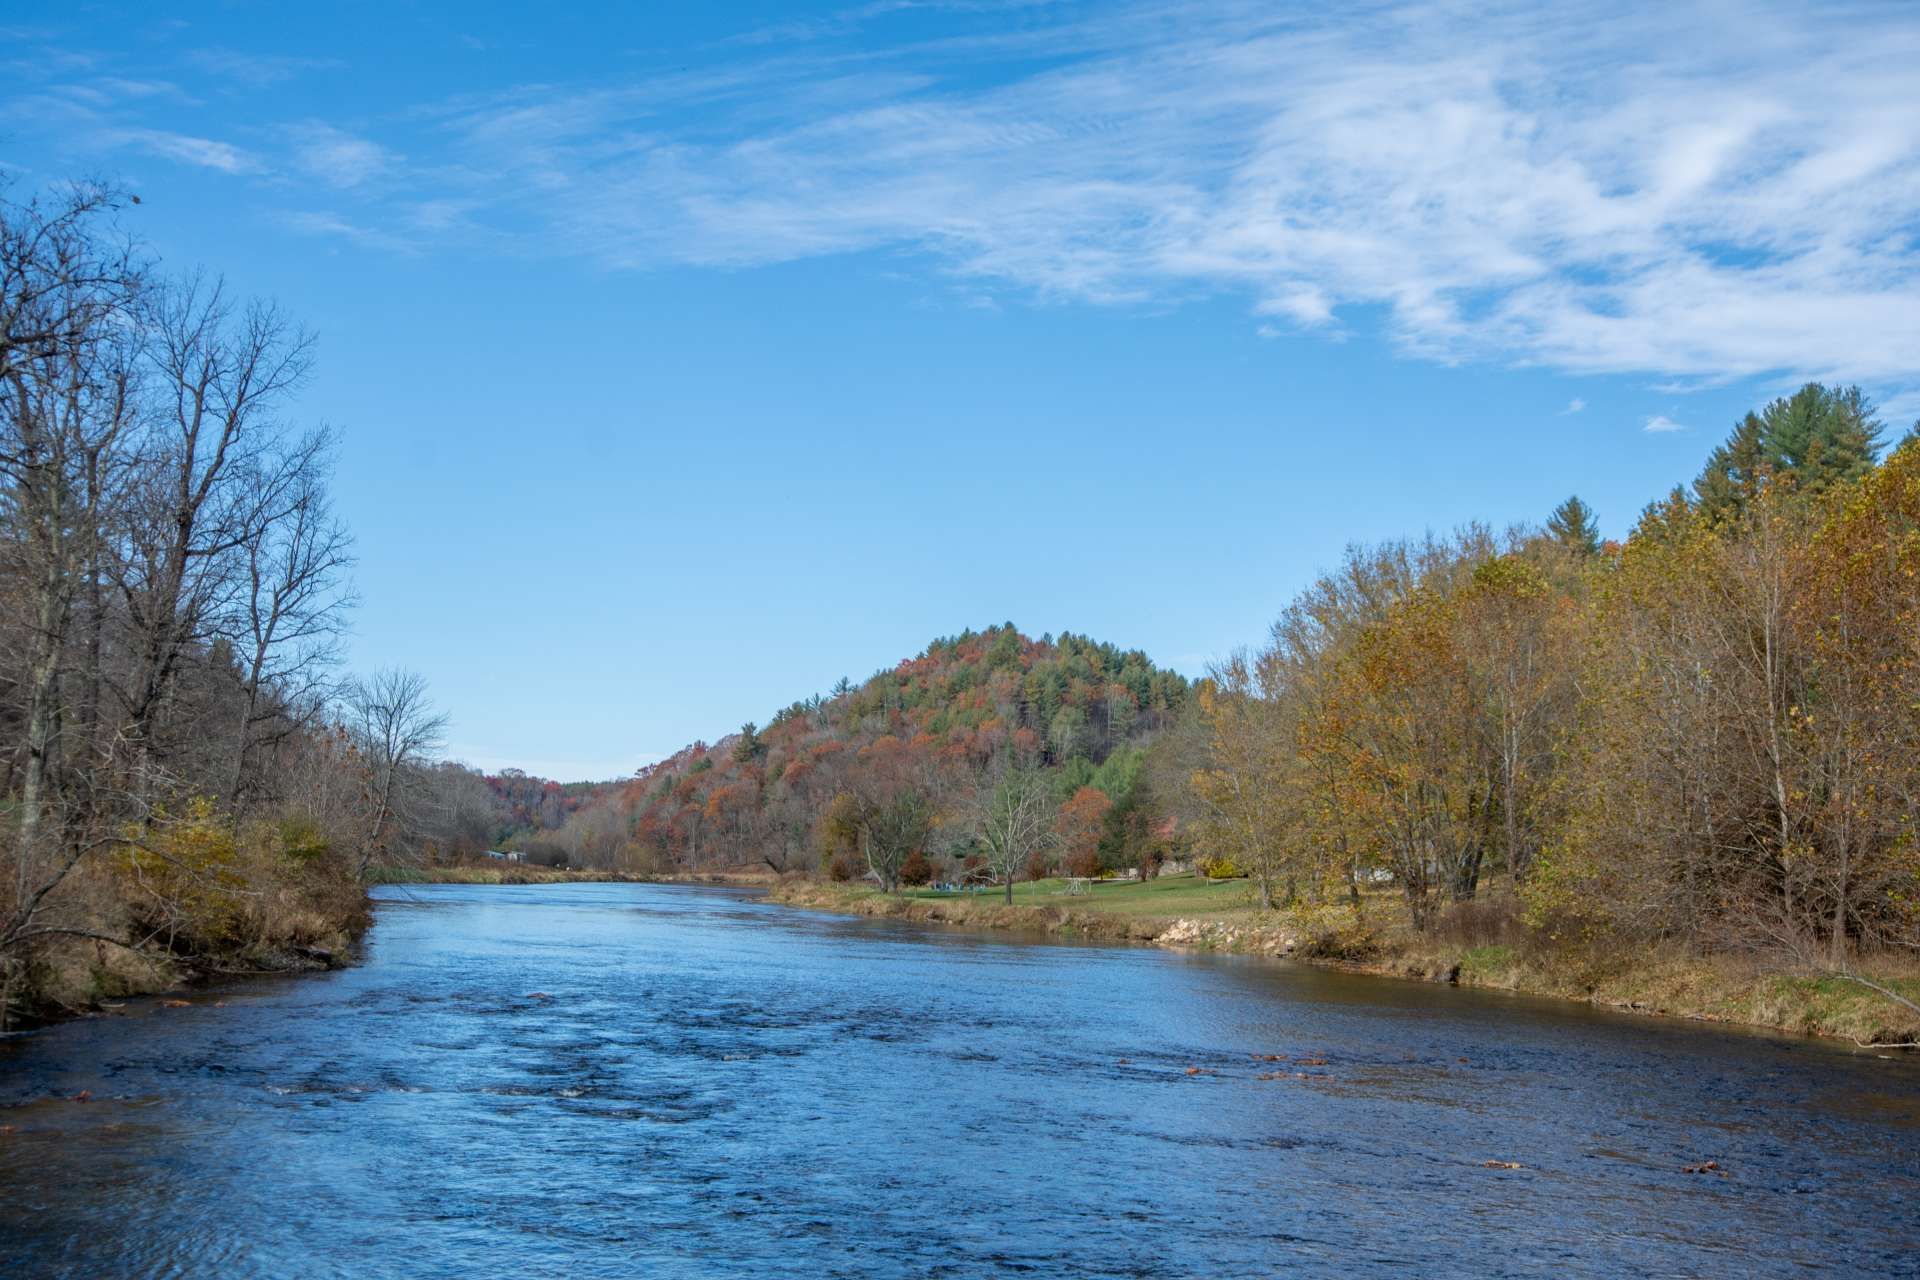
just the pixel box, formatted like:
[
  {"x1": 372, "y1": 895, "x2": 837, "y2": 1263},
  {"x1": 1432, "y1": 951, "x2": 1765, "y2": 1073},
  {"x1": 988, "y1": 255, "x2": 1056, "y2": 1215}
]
[{"x1": 766, "y1": 875, "x2": 1920, "y2": 1050}]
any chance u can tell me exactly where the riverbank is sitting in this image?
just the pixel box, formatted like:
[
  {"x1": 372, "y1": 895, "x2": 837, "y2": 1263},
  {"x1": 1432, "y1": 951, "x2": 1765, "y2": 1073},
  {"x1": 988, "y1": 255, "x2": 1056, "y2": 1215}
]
[
  {"x1": 5, "y1": 856, "x2": 369, "y2": 1031},
  {"x1": 770, "y1": 877, "x2": 1920, "y2": 1049}
]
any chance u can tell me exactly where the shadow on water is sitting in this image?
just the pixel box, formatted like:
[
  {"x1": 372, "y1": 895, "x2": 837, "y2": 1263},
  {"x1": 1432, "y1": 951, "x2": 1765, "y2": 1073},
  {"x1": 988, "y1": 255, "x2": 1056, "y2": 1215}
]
[{"x1": 3, "y1": 882, "x2": 1918, "y2": 1279}]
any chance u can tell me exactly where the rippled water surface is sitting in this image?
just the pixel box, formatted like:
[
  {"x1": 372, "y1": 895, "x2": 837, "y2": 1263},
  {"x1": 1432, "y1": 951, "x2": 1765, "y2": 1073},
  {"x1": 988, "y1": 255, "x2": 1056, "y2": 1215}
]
[{"x1": 3, "y1": 884, "x2": 1918, "y2": 1278}]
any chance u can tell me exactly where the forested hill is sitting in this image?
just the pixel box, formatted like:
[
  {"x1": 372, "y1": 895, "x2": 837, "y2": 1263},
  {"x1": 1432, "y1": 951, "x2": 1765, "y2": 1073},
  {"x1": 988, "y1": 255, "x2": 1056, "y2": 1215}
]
[{"x1": 534, "y1": 626, "x2": 1190, "y2": 875}]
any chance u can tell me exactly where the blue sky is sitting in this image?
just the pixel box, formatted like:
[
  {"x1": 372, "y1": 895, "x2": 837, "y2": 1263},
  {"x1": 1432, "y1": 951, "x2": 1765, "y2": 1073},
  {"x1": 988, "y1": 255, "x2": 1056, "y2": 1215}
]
[{"x1": 6, "y1": 1, "x2": 1918, "y2": 779}]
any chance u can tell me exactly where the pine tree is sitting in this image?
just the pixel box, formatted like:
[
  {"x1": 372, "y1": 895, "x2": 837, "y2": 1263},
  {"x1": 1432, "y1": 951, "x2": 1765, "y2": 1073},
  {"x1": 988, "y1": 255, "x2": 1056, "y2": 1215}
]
[
  {"x1": 1545, "y1": 495, "x2": 1601, "y2": 555},
  {"x1": 1694, "y1": 413, "x2": 1769, "y2": 521},
  {"x1": 1756, "y1": 383, "x2": 1882, "y2": 496},
  {"x1": 1695, "y1": 384, "x2": 1884, "y2": 520}
]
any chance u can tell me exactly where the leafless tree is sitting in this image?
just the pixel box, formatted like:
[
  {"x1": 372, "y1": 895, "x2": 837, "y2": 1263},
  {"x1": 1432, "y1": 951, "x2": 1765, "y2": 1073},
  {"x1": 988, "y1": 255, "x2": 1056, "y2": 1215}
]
[
  {"x1": 227, "y1": 429, "x2": 356, "y2": 806},
  {"x1": 0, "y1": 181, "x2": 145, "y2": 959},
  {"x1": 976, "y1": 766, "x2": 1055, "y2": 903},
  {"x1": 343, "y1": 668, "x2": 447, "y2": 878},
  {"x1": 114, "y1": 274, "x2": 314, "y2": 786}
]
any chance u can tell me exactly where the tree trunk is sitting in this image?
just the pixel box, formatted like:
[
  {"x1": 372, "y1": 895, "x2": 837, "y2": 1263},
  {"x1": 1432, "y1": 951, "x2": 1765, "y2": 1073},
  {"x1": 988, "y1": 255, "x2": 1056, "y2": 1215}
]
[{"x1": 17, "y1": 551, "x2": 70, "y2": 890}]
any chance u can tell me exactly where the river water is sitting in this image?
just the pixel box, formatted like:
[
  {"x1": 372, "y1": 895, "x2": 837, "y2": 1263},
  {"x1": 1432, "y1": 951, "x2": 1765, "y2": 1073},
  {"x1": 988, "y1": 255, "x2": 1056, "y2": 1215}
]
[{"x1": 2, "y1": 884, "x2": 1916, "y2": 1278}]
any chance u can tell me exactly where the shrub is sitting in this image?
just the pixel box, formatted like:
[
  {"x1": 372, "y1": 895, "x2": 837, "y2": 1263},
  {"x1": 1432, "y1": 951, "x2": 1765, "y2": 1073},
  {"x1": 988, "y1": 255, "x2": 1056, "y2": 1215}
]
[
  {"x1": 1065, "y1": 847, "x2": 1102, "y2": 879},
  {"x1": 278, "y1": 815, "x2": 331, "y2": 863},
  {"x1": 1198, "y1": 855, "x2": 1245, "y2": 880},
  {"x1": 1025, "y1": 851, "x2": 1055, "y2": 883},
  {"x1": 826, "y1": 854, "x2": 856, "y2": 882},
  {"x1": 117, "y1": 798, "x2": 248, "y2": 945},
  {"x1": 1435, "y1": 897, "x2": 1520, "y2": 947},
  {"x1": 900, "y1": 851, "x2": 935, "y2": 886},
  {"x1": 1293, "y1": 906, "x2": 1383, "y2": 961}
]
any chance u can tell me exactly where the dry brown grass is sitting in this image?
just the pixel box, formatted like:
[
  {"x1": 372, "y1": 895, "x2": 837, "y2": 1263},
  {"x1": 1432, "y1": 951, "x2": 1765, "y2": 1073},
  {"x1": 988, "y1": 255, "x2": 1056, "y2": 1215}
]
[{"x1": 6, "y1": 811, "x2": 374, "y2": 1025}]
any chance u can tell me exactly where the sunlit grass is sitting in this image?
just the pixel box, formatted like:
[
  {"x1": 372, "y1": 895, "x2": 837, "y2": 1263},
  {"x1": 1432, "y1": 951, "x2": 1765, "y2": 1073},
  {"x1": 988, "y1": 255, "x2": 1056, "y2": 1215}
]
[{"x1": 897, "y1": 872, "x2": 1259, "y2": 918}]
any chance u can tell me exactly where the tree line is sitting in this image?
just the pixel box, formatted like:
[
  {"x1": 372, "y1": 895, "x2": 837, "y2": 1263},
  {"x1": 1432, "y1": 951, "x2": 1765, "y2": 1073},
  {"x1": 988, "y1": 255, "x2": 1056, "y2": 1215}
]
[
  {"x1": 1190, "y1": 383, "x2": 1919, "y2": 971},
  {"x1": 0, "y1": 182, "x2": 476, "y2": 1022}
]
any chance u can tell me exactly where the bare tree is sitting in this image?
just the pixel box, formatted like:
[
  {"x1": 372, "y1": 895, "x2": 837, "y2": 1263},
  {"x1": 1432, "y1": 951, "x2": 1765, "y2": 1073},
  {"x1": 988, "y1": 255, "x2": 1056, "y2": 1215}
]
[
  {"x1": 343, "y1": 668, "x2": 447, "y2": 878},
  {"x1": 0, "y1": 181, "x2": 144, "y2": 966},
  {"x1": 115, "y1": 275, "x2": 314, "y2": 785},
  {"x1": 976, "y1": 766, "x2": 1055, "y2": 903},
  {"x1": 227, "y1": 430, "x2": 355, "y2": 806}
]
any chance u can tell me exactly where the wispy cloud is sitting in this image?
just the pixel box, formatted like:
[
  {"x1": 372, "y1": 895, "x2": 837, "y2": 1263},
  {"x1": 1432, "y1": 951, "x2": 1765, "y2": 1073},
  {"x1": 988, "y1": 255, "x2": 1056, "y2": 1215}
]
[
  {"x1": 114, "y1": 127, "x2": 259, "y2": 173},
  {"x1": 1562, "y1": 398, "x2": 1586, "y2": 415},
  {"x1": 188, "y1": 47, "x2": 342, "y2": 88},
  {"x1": 30, "y1": 1, "x2": 1920, "y2": 403},
  {"x1": 1644, "y1": 414, "x2": 1687, "y2": 433},
  {"x1": 280, "y1": 210, "x2": 417, "y2": 253},
  {"x1": 287, "y1": 122, "x2": 396, "y2": 188},
  {"x1": 388, "y1": 0, "x2": 1920, "y2": 398}
]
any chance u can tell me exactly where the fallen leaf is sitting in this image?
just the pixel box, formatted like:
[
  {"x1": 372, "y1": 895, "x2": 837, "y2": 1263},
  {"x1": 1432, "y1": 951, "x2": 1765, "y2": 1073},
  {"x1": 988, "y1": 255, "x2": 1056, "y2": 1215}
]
[
  {"x1": 72, "y1": 1090, "x2": 92, "y2": 1103},
  {"x1": 161, "y1": 999, "x2": 191, "y2": 1008},
  {"x1": 1481, "y1": 1160, "x2": 1523, "y2": 1170}
]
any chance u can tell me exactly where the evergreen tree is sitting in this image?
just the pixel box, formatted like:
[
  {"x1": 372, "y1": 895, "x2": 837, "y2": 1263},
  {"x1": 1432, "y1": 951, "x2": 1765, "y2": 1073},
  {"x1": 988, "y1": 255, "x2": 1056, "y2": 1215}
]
[
  {"x1": 732, "y1": 722, "x2": 766, "y2": 762},
  {"x1": 1756, "y1": 383, "x2": 1882, "y2": 495},
  {"x1": 1694, "y1": 412, "x2": 1769, "y2": 520},
  {"x1": 1545, "y1": 494, "x2": 1602, "y2": 555},
  {"x1": 1695, "y1": 383, "x2": 1883, "y2": 520}
]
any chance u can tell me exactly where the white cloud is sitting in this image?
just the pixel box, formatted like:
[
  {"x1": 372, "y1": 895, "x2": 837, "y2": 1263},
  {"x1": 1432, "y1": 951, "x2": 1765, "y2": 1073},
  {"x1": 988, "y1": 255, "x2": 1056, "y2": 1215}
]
[
  {"x1": 1644, "y1": 414, "x2": 1686, "y2": 433},
  {"x1": 188, "y1": 47, "x2": 342, "y2": 88},
  {"x1": 115, "y1": 127, "x2": 258, "y2": 173},
  {"x1": 395, "y1": 0, "x2": 1920, "y2": 399},
  {"x1": 40, "y1": 2, "x2": 1920, "y2": 402},
  {"x1": 281, "y1": 210, "x2": 417, "y2": 253},
  {"x1": 1563, "y1": 398, "x2": 1586, "y2": 415},
  {"x1": 287, "y1": 122, "x2": 395, "y2": 188}
]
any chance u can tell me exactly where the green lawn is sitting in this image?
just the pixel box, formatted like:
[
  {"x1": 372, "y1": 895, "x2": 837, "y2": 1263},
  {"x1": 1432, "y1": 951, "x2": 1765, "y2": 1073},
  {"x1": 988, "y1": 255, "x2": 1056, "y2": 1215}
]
[{"x1": 898, "y1": 872, "x2": 1261, "y2": 919}]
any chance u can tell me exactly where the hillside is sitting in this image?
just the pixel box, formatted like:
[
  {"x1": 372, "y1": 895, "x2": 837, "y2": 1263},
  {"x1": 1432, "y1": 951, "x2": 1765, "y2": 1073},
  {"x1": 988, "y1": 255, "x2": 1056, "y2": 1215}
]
[{"x1": 537, "y1": 625, "x2": 1190, "y2": 877}]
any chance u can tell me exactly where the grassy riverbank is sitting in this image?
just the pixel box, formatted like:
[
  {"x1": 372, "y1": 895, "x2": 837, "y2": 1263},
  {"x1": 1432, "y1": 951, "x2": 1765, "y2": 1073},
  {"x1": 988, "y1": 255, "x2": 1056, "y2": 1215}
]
[{"x1": 771, "y1": 876, "x2": 1920, "y2": 1049}]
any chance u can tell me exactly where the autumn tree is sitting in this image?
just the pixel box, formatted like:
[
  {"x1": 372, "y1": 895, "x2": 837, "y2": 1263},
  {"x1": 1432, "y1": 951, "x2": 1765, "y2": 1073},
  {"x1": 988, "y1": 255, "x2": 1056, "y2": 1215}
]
[
  {"x1": 1192, "y1": 652, "x2": 1293, "y2": 909},
  {"x1": 1055, "y1": 785, "x2": 1110, "y2": 880}
]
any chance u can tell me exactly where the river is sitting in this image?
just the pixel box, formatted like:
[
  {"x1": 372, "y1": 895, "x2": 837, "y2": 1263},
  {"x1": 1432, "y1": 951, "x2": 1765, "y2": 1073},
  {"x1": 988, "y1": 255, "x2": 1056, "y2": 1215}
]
[{"x1": 2, "y1": 883, "x2": 1916, "y2": 1278}]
